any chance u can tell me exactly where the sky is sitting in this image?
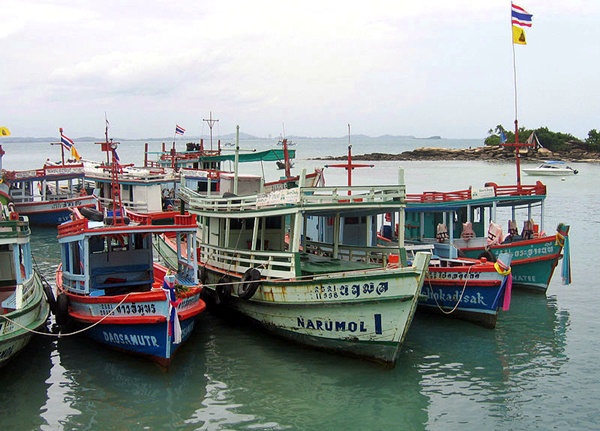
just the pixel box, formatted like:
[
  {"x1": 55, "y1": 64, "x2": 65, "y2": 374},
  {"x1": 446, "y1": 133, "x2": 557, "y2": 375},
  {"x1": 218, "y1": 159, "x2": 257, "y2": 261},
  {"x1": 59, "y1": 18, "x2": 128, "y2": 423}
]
[{"x1": 2, "y1": 0, "x2": 599, "y2": 140}]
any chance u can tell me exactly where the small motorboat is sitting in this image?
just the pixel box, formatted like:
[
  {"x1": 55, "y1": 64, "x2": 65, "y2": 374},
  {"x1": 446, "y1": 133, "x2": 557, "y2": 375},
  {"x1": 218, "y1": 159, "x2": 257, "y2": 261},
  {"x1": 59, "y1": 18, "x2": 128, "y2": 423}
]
[{"x1": 522, "y1": 161, "x2": 578, "y2": 176}]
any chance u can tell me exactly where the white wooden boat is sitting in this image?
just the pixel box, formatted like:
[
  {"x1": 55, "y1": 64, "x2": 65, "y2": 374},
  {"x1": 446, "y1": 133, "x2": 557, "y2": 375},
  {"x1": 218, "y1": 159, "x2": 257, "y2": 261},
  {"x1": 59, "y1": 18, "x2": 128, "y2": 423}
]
[{"x1": 177, "y1": 169, "x2": 431, "y2": 367}]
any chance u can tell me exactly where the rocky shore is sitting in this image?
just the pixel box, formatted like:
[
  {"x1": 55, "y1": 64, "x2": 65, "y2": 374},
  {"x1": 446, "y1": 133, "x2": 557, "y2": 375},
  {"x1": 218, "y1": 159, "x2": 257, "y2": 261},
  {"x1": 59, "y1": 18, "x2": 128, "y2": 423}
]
[{"x1": 316, "y1": 144, "x2": 600, "y2": 163}]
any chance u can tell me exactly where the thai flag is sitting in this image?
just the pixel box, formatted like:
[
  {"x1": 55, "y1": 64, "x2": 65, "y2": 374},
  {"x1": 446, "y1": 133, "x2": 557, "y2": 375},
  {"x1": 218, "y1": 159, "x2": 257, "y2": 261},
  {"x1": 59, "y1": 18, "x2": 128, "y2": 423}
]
[
  {"x1": 61, "y1": 132, "x2": 75, "y2": 151},
  {"x1": 162, "y1": 275, "x2": 182, "y2": 344},
  {"x1": 512, "y1": 3, "x2": 533, "y2": 27},
  {"x1": 175, "y1": 125, "x2": 185, "y2": 135}
]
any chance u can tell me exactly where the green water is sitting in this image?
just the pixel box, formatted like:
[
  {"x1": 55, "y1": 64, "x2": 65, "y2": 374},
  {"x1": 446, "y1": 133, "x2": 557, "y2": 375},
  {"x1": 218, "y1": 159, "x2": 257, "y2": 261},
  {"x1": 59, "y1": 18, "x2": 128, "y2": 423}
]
[{"x1": 0, "y1": 141, "x2": 597, "y2": 430}]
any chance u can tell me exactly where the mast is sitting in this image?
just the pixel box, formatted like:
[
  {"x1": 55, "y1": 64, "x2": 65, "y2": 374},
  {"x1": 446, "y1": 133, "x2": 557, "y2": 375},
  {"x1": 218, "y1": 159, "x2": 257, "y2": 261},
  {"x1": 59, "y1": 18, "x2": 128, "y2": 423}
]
[
  {"x1": 203, "y1": 111, "x2": 219, "y2": 151},
  {"x1": 324, "y1": 124, "x2": 373, "y2": 194}
]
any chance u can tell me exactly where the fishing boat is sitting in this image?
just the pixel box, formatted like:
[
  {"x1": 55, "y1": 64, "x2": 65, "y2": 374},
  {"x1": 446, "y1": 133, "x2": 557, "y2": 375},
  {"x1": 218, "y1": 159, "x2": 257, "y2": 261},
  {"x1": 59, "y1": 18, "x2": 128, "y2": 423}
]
[
  {"x1": 175, "y1": 166, "x2": 431, "y2": 368},
  {"x1": 55, "y1": 139, "x2": 206, "y2": 369},
  {"x1": 408, "y1": 244, "x2": 513, "y2": 328},
  {"x1": 0, "y1": 203, "x2": 51, "y2": 367},
  {"x1": 522, "y1": 160, "x2": 578, "y2": 176},
  {"x1": 396, "y1": 181, "x2": 570, "y2": 293},
  {"x1": 1, "y1": 136, "x2": 96, "y2": 226}
]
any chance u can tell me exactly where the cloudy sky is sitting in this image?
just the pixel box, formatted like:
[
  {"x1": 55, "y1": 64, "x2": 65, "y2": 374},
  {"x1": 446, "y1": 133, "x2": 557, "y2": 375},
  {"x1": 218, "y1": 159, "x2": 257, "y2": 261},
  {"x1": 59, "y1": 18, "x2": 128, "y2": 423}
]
[{"x1": 2, "y1": 0, "x2": 598, "y2": 140}]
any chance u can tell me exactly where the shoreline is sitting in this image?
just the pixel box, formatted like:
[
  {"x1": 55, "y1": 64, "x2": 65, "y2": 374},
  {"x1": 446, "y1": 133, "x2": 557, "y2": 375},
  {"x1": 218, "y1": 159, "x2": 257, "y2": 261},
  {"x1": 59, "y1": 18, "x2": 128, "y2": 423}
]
[{"x1": 314, "y1": 145, "x2": 600, "y2": 163}]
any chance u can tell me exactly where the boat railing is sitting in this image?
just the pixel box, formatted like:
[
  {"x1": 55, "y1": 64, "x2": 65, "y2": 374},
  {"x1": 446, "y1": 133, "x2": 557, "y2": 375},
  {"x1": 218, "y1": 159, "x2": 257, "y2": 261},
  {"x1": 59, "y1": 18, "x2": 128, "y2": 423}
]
[
  {"x1": 182, "y1": 184, "x2": 406, "y2": 212},
  {"x1": 96, "y1": 196, "x2": 152, "y2": 213},
  {"x1": 0, "y1": 217, "x2": 31, "y2": 238},
  {"x1": 201, "y1": 243, "x2": 296, "y2": 280},
  {"x1": 305, "y1": 240, "x2": 403, "y2": 266},
  {"x1": 406, "y1": 189, "x2": 471, "y2": 203},
  {"x1": 57, "y1": 218, "x2": 88, "y2": 236},
  {"x1": 484, "y1": 181, "x2": 547, "y2": 197}
]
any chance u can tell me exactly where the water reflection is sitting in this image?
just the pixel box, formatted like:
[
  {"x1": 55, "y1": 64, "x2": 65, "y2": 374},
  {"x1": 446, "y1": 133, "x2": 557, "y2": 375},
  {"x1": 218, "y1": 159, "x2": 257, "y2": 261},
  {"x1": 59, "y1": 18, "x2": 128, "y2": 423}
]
[
  {"x1": 0, "y1": 336, "x2": 54, "y2": 431},
  {"x1": 407, "y1": 290, "x2": 569, "y2": 428}
]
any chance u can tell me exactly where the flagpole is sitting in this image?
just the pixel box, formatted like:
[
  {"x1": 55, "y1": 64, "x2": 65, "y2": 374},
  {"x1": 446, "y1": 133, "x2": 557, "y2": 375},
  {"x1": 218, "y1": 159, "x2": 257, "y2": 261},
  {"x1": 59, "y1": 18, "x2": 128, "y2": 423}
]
[{"x1": 58, "y1": 128, "x2": 65, "y2": 165}]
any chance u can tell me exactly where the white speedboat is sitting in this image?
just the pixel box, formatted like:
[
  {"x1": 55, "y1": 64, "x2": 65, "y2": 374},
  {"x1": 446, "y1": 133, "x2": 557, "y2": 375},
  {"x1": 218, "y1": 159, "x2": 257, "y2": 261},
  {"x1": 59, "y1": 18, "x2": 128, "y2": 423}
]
[{"x1": 522, "y1": 161, "x2": 578, "y2": 176}]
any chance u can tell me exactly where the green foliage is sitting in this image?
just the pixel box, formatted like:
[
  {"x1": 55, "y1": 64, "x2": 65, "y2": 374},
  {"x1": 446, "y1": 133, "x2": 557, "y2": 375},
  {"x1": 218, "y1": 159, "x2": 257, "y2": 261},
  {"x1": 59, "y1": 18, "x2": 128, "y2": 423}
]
[
  {"x1": 485, "y1": 125, "x2": 592, "y2": 152},
  {"x1": 586, "y1": 130, "x2": 600, "y2": 151}
]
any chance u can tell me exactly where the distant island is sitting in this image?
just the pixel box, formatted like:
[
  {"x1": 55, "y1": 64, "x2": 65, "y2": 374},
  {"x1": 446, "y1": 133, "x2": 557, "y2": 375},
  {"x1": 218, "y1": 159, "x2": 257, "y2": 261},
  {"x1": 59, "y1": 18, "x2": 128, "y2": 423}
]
[
  {"x1": 316, "y1": 143, "x2": 600, "y2": 163},
  {"x1": 0, "y1": 133, "x2": 445, "y2": 144}
]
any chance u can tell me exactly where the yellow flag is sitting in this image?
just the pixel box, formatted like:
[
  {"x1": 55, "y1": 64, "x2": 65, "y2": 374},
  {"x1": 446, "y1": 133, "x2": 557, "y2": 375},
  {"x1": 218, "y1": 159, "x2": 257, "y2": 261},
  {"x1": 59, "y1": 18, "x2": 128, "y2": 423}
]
[
  {"x1": 0, "y1": 127, "x2": 10, "y2": 137},
  {"x1": 71, "y1": 146, "x2": 81, "y2": 161},
  {"x1": 512, "y1": 25, "x2": 527, "y2": 45}
]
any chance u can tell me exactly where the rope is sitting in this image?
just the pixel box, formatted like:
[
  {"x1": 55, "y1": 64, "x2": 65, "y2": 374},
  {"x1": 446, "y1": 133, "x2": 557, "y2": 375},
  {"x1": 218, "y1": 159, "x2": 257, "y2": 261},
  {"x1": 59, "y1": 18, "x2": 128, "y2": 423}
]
[
  {"x1": 426, "y1": 264, "x2": 473, "y2": 315},
  {"x1": 1, "y1": 292, "x2": 132, "y2": 338}
]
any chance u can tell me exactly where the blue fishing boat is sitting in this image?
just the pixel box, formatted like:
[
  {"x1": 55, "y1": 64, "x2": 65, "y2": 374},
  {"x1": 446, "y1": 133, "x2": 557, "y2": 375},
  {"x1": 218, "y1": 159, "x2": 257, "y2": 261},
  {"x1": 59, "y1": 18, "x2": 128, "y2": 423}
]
[
  {"x1": 1, "y1": 134, "x2": 96, "y2": 226},
  {"x1": 54, "y1": 139, "x2": 206, "y2": 369}
]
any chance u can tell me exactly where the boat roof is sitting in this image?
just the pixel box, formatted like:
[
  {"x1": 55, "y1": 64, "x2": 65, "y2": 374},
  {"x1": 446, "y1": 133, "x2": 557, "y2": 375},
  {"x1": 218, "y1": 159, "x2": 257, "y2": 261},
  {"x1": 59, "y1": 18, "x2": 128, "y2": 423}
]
[
  {"x1": 176, "y1": 148, "x2": 295, "y2": 163},
  {"x1": 5, "y1": 164, "x2": 86, "y2": 182},
  {"x1": 57, "y1": 213, "x2": 197, "y2": 241},
  {"x1": 181, "y1": 183, "x2": 406, "y2": 218}
]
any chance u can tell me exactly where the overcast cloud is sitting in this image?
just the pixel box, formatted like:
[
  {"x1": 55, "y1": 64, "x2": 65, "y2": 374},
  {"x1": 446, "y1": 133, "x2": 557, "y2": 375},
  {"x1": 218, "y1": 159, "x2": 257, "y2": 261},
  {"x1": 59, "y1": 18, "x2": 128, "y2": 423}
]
[{"x1": 2, "y1": 0, "x2": 598, "y2": 140}]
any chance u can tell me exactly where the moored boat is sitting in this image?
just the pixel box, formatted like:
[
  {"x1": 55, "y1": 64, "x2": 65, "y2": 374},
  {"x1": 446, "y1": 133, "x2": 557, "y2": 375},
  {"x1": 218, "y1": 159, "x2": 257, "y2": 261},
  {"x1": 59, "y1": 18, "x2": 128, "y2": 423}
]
[
  {"x1": 1, "y1": 133, "x2": 96, "y2": 226},
  {"x1": 0, "y1": 204, "x2": 51, "y2": 367},
  {"x1": 55, "y1": 140, "x2": 206, "y2": 369},
  {"x1": 177, "y1": 167, "x2": 431, "y2": 367},
  {"x1": 522, "y1": 160, "x2": 578, "y2": 176},
  {"x1": 408, "y1": 244, "x2": 513, "y2": 328},
  {"x1": 397, "y1": 181, "x2": 571, "y2": 293}
]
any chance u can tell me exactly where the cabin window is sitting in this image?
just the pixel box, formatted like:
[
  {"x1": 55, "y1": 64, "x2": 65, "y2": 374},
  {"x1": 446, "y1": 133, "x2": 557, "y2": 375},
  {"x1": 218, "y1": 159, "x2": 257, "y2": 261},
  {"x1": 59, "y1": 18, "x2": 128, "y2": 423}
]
[
  {"x1": 68, "y1": 242, "x2": 83, "y2": 275},
  {"x1": 90, "y1": 236, "x2": 107, "y2": 253},
  {"x1": 265, "y1": 216, "x2": 282, "y2": 229},
  {"x1": 110, "y1": 234, "x2": 130, "y2": 252},
  {"x1": 133, "y1": 233, "x2": 149, "y2": 250}
]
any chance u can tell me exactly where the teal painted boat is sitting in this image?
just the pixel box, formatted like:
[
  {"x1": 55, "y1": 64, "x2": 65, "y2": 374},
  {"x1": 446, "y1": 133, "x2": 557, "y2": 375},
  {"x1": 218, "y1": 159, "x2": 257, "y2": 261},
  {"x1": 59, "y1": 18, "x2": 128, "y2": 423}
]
[
  {"x1": 0, "y1": 207, "x2": 51, "y2": 367},
  {"x1": 394, "y1": 181, "x2": 571, "y2": 294}
]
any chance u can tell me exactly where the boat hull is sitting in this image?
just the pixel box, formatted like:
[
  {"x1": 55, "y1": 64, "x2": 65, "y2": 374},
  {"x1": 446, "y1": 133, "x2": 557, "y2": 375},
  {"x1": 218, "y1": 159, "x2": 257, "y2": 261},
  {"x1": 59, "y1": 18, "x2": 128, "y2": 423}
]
[
  {"x1": 14, "y1": 196, "x2": 96, "y2": 226},
  {"x1": 0, "y1": 273, "x2": 50, "y2": 367},
  {"x1": 460, "y1": 234, "x2": 563, "y2": 293},
  {"x1": 419, "y1": 266, "x2": 509, "y2": 329},
  {"x1": 60, "y1": 288, "x2": 205, "y2": 368},
  {"x1": 201, "y1": 260, "x2": 429, "y2": 367}
]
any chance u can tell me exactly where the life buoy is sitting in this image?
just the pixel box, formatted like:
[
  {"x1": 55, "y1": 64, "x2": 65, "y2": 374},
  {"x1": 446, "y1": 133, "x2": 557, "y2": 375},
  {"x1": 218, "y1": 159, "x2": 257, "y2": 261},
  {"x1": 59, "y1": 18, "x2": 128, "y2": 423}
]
[
  {"x1": 215, "y1": 275, "x2": 232, "y2": 305},
  {"x1": 55, "y1": 293, "x2": 71, "y2": 326},
  {"x1": 238, "y1": 268, "x2": 261, "y2": 300}
]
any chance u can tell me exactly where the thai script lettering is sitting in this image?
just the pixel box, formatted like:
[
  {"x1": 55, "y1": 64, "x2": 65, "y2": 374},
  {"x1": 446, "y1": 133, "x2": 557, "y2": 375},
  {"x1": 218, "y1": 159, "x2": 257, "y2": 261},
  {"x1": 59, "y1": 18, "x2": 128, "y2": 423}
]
[
  {"x1": 428, "y1": 272, "x2": 482, "y2": 280},
  {"x1": 510, "y1": 242, "x2": 555, "y2": 259},
  {"x1": 99, "y1": 303, "x2": 157, "y2": 316},
  {"x1": 0, "y1": 345, "x2": 15, "y2": 360},
  {"x1": 51, "y1": 200, "x2": 82, "y2": 210},
  {"x1": 312, "y1": 281, "x2": 389, "y2": 300},
  {"x1": 177, "y1": 295, "x2": 198, "y2": 310}
]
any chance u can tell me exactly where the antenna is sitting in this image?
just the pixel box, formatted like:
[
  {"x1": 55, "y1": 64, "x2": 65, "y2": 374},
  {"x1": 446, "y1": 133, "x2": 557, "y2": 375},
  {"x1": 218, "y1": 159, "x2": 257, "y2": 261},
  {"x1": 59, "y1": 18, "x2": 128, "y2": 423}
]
[{"x1": 202, "y1": 111, "x2": 219, "y2": 151}]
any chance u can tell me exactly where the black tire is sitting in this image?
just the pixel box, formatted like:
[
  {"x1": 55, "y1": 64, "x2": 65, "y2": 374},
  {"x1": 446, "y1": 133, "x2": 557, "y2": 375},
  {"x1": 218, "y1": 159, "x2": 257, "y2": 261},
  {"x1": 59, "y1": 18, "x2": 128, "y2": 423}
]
[
  {"x1": 55, "y1": 293, "x2": 71, "y2": 326},
  {"x1": 215, "y1": 275, "x2": 232, "y2": 305},
  {"x1": 42, "y1": 281, "x2": 57, "y2": 315},
  {"x1": 238, "y1": 268, "x2": 261, "y2": 300},
  {"x1": 79, "y1": 207, "x2": 104, "y2": 221}
]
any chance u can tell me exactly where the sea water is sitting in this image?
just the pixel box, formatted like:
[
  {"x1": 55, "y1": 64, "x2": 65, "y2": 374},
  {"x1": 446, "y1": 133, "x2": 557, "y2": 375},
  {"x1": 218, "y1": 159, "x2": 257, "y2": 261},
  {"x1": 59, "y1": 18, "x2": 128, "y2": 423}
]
[{"x1": 0, "y1": 137, "x2": 598, "y2": 430}]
